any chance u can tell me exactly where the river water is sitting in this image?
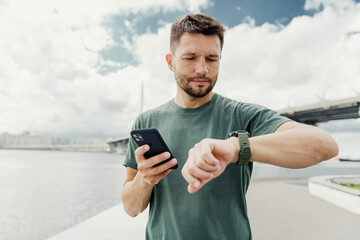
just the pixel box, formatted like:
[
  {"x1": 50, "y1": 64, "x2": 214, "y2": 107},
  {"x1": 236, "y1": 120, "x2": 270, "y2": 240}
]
[
  {"x1": 0, "y1": 131, "x2": 359, "y2": 240},
  {"x1": 0, "y1": 150, "x2": 126, "y2": 240}
]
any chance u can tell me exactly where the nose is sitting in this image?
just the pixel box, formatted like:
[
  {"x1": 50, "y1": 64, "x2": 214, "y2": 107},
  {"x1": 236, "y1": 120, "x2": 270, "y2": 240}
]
[{"x1": 195, "y1": 58, "x2": 209, "y2": 75}]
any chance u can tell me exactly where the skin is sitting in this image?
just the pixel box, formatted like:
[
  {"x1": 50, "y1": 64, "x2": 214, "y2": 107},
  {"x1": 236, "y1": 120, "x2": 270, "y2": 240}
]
[
  {"x1": 121, "y1": 32, "x2": 339, "y2": 217},
  {"x1": 167, "y1": 33, "x2": 221, "y2": 108}
]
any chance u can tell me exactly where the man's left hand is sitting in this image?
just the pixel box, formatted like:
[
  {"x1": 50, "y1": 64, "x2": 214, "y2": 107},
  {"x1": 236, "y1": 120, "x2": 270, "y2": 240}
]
[{"x1": 181, "y1": 137, "x2": 240, "y2": 194}]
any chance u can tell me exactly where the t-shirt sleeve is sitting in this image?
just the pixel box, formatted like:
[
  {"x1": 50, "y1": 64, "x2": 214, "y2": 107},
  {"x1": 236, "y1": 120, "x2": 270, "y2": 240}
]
[
  {"x1": 123, "y1": 115, "x2": 142, "y2": 170},
  {"x1": 239, "y1": 103, "x2": 291, "y2": 137}
]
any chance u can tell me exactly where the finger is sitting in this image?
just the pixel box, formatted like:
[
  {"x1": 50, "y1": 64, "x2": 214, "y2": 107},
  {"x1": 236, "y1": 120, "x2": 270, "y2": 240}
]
[
  {"x1": 147, "y1": 158, "x2": 177, "y2": 176},
  {"x1": 188, "y1": 147, "x2": 211, "y2": 172},
  {"x1": 194, "y1": 147, "x2": 219, "y2": 172},
  {"x1": 182, "y1": 149, "x2": 197, "y2": 185},
  {"x1": 135, "y1": 144, "x2": 150, "y2": 162},
  {"x1": 143, "y1": 152, "x2": 171, "y2": 169},
  {"x1": 188, "y1": 182, "x2": 204, "y2": 194},
  {"x1": 200, "y1": 142, "x2": 219, "y2": 166},
  {"x1": 161, "y1": 169, "x2": 173, "y2": 178},
  {"x1": 188, "y1": 163, "x2": 215, "y2": 180},
  {"x1": 188, "y1": 178, "x2": 211, "y2": 194},
  {"x1": 141, "y1": 158, "x2": 177, "y2": 184},
  {"x1": 152, "y1": 169, "x2": 173, "y2": 184},
  {"x1": 181, "y1": 165, "x2": 201, "y2": 187},
  {"x1": 141, "y1": 168, "x2": 173, "y2": 186}
]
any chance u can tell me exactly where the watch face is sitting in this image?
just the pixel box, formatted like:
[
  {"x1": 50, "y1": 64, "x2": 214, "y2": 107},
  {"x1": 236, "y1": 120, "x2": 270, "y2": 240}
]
[
  {"x1": 228, "y1": 130, "x2": 250, "y2": 138},
  {"x1": 228, "y1": 132, "x2": 237, "y2": 138}
]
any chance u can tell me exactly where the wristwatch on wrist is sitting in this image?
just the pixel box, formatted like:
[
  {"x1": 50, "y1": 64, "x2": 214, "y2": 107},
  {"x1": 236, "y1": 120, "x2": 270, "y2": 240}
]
[{"x1": 228, "y1": 130, "x2": 251, "y2": 166}]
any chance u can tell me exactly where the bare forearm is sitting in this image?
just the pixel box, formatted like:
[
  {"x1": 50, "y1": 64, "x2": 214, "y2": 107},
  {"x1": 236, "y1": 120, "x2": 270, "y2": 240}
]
[
  {"x1": 248, "y1": 125, "x2": 339, "y2": 169},
  {"x1": 121, "y1": 146, "x2": 177, "y2": 216},
  {"x1": 121, "y1": 173, "x2": 153, "y2": 217}
]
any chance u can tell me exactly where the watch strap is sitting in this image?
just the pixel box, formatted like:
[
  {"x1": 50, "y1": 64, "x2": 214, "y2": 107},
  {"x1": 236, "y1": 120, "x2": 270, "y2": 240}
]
[
  {"x1": 228, "y1": 130, "x2": 251, "y2": 166},
  {"x1": 236, "y1": 132, "x2": 251, "y2": 166}
]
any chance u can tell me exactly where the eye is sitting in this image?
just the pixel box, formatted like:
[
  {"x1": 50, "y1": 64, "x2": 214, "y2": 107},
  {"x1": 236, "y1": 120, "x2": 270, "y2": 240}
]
[
  {"x1": 207, "y1": 58, "x2": 217, "y2": 62},
  {"x1": 184, "y1": 57, "x2": 195, "y2": 61}
]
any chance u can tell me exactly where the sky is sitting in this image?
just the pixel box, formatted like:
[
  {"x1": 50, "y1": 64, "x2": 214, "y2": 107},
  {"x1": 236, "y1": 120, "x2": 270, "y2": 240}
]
[{"x1": 0, "y1": 0, "x2": 360, "y2": 139}]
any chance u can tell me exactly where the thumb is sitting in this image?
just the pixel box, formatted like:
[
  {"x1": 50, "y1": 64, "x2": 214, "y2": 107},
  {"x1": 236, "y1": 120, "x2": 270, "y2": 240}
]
[{"x1": 187, "y1": 180, "x2": 207, "y2": 194}]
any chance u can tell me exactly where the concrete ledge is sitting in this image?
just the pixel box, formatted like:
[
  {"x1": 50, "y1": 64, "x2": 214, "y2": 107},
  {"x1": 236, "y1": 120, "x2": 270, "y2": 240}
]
[
  {"x1": 46, "y1": 204, "x2": 148, "y2": 240},
  {"x1": 309, "y1": 175, "x2": 360, "y2": 215}
]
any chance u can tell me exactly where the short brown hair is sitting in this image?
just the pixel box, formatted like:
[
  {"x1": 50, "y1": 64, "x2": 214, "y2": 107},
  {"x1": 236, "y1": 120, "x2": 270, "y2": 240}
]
[{"x1": 170, "y1": 13, "x2": 226, "y2": 54}]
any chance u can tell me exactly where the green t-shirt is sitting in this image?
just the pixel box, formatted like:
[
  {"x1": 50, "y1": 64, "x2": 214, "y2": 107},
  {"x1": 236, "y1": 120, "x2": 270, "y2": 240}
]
[{"x1": 124, "y1": 93, "x2": 289, "y2": 240}]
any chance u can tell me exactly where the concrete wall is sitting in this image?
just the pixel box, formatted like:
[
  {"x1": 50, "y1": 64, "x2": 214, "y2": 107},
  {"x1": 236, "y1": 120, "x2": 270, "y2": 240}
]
[{"x1": 309, "y1": 175, "x2": 360, "y2": 215}]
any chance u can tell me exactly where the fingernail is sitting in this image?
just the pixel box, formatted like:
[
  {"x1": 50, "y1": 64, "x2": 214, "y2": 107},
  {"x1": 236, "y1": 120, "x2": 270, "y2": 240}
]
[
  {"x1": 194, "y1": 181, "x2": 200, "y2": 188},
  {"x1": 171, "y1": 159, "x2": 177, "y2": 164}
]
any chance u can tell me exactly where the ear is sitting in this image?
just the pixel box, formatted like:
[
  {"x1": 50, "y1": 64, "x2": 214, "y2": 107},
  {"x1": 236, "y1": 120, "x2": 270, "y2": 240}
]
[{"x1": 166, "y1": 53, "x2": 174, "y2": 71}]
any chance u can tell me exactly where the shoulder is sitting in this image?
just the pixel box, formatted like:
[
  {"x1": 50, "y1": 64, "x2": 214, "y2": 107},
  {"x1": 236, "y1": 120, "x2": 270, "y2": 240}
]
[
  {"x1": 140, "y1": 101, "x2": 172, "y2": 118},
  {"x1": 215, "y1": 93, "x2": 267, "y2": 113},
  {"x1": 215, "y1": 93, "x2": 288, "y2": 135},
  {"x1": 134, "y1": 101, "x2": 173, "y2": 126}
]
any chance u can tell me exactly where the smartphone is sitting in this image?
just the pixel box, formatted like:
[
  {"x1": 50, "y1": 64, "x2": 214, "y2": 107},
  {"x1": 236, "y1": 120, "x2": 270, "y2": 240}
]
[{"x1": 130, "y1": 128, "x2": 178, "y2": 169}]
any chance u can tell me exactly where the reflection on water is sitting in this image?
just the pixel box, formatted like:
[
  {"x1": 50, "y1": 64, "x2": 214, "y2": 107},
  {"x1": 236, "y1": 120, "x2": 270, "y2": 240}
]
[{"x1": 0, "y1": 150, "x2": 126, "y2": 240}]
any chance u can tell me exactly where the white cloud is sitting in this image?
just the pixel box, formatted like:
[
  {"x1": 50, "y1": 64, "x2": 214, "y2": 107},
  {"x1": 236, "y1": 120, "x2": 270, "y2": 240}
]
[
  {"x1": 0, "y1": 0, "x2": 359, "y2": 138},
  {"x1": 304, "y1": 0, "x2": 355, "y2": 11},
  {"x1": 131, "y1": 24, "x2": 177, "y2": 108},
  {"x1": 219, "y1": 0, "x2": 360, "y2": 109},
  {"x1": 185, "y1": 0, "x2": 210, "y2": 12},
  {"x1": 0, "y1": 0, "x2": 210, "y2": 137}
]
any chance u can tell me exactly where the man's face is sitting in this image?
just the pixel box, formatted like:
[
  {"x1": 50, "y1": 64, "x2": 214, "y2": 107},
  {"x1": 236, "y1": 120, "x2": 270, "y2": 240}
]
[{"x1": 169, "y1": 33, "x2": 221, "y2": 98}]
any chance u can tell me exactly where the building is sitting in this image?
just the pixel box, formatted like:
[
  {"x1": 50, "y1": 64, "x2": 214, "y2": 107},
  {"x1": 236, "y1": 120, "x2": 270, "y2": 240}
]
[
  {"x1": 68, "y1": 138, "x2": 109, "y2": 152},
  {"x1": 0, "y1": 132, "x2": 52, "y2": 147},
  {"x1": 0, "y1": 132, "x2": 116, "y2": 153}
]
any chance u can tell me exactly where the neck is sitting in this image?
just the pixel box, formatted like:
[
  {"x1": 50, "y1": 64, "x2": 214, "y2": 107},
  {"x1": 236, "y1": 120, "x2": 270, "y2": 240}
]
[{"x1": 174, "y1": 89, "x2": 215, "y2": 109}]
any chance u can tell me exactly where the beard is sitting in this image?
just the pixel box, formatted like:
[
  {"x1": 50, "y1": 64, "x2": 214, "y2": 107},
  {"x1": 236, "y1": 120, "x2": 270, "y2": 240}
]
[{"x1": 174, "y1": 71, "x2": 218, "y2": 98}]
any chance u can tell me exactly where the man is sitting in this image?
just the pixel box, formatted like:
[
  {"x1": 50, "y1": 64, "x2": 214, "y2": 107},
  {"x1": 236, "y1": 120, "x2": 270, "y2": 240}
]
[{"x1": 121, "y1": 13, "x2": 338, "y2": 240}]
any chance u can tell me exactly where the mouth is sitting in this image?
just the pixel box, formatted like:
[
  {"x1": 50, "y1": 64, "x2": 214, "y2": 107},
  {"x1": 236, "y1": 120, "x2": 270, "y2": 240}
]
[
  {"x1": 191, "y1": 78, "x2": 210, "y2": 83},
  {"x1": 191, "y1": 79, "x2": 209, "y2": 86}
]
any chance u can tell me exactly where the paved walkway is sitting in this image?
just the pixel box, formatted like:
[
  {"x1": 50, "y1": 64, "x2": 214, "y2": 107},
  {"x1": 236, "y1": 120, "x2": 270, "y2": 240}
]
[
  {"x1": 46, "y1": 204, "x2": 148, "y2": 240},
  {"x1": 246, "y1": 179, "x2": 360, "y2": 240},
  {"x1": 48, "y1": 178, "x2": 360, "y2": 240}
]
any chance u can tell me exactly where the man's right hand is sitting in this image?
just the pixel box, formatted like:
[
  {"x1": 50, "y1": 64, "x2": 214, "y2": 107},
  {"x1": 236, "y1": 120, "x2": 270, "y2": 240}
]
[
  {"x1": 135, "y1": 144, "x2": 178, "y2": 186},
  {"x1": 122, "y1": 145, "x2": 178, "y2": 217}
]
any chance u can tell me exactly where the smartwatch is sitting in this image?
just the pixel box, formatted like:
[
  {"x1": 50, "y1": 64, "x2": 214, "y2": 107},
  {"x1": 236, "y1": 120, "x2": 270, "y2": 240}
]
[{"x1": 228, "y1": 130, "x2": 251, "y2": 166}]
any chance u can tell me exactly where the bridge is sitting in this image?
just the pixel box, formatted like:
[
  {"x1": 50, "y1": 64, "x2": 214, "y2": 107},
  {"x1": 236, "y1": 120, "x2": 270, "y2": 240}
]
[
  {"x1": 100, "y1": 96, "x2": 360, "y2": 154},
  {"x1": 107, "y1": 137, "x2": 129, "y2": 154},
  {"x1": 278, "y1": 96, "x2": 360, "y2": 125}
]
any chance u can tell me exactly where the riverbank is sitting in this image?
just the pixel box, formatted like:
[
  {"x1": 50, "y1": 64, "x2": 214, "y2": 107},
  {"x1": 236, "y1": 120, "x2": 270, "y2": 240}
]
[{"x1": 1, "y1": 145, "x2": 110, "y2": 152}]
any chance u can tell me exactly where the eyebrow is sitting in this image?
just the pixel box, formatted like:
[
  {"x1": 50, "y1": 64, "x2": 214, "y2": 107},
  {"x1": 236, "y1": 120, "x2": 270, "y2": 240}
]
[{"x1": 182, "y1": 52, "x2": 219, "y2": 58}]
